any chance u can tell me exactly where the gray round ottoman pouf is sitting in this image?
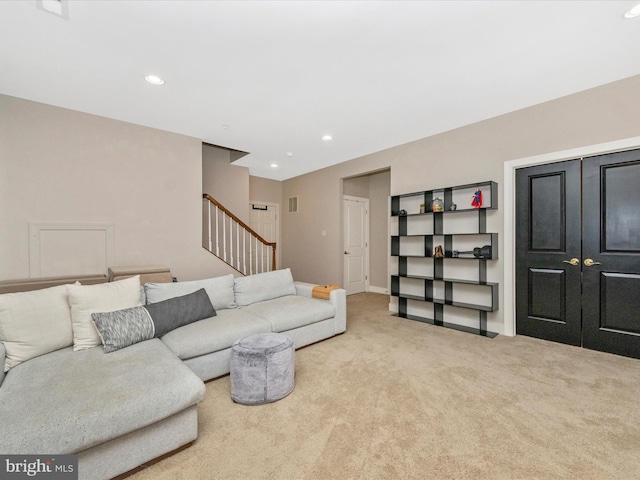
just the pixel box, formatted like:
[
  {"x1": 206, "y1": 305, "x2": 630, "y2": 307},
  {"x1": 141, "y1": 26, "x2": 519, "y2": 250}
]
[{"x1": 230, "y1": 333, "x2": 295, "y2": 405}]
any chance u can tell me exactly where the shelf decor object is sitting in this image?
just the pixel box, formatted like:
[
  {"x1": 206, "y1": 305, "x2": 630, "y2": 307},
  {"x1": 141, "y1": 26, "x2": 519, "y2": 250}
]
[{"x1": 390, "y1": 181, "x2": 499, "y2": 338}]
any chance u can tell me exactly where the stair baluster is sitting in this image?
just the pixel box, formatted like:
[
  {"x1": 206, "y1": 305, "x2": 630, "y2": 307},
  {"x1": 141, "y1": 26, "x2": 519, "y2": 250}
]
[{"x1": 202, "y1": 194, "x2": 276, "y2": 276}]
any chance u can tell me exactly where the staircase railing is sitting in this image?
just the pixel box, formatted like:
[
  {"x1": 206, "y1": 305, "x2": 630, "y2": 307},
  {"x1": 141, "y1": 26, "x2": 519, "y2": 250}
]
[{"x1": 202, "y1": 194, "x2": 276, "y2": 275}]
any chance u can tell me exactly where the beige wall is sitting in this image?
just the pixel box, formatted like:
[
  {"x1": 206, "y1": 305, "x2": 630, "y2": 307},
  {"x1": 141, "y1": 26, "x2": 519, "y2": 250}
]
[
  {"x1": 250, "y1": 176, "x2": 282, "y2": 205},
  {"x1": 202, "y1": 144, "x2": 250, "y2": 224},
  {"x1": 343, "y1": 175, "x2": 370, "y2": 198},
  {"x1": 281, "y1": 74, "x2": 640, "y2": 333},
  {"x1": 4, "y1": 73, "x2": 640, "y2": 334},
  {"x1": 281, "y1": 167, "x2": 343, "y2": 283},
  {"x1": 0, "y1": 94, "x2": 236, "y2": 281},
  {"x1": 368, "y1": 170, "x2": 390, "y2": 291}
]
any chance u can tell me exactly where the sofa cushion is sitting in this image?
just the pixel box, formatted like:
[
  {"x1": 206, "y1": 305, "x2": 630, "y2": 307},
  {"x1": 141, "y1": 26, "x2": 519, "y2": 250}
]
[
  {"x1": 242, "y1": 295, "x2": 336, "y2": 332},
  {"x1": 234, "y1": 268, "x2": 296, "y2": 307},
  {"x1": 0, "y1": 339, "x2": 205, "y2": 455},
  {"x1": 91, "y1": 289, "x2": 216, "y2": 352},
  {"x1": 145, "y1": 274, "x2": 235, "y2": 311},
  {"x1": 66, "y1": 276, "x2": 143, "y2": 351},
  {"x1": 160, "y1": 309, "x2": 272, "y2": 360},
  {"x1": 0, "y1": 285, "x2": 73, "y2": 372}
]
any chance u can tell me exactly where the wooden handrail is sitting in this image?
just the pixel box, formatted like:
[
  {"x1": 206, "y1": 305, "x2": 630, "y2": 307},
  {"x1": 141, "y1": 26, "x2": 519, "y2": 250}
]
[
  {"x1": 203, "y1": 193, "x2": 276, "y2": 271},
  {"x1": 203, "y1": 194, "x2": 275, "y2": 247}
]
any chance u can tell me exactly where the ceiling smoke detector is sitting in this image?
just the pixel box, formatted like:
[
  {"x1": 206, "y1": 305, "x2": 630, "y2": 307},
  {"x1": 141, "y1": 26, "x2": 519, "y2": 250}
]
[{"x1": 36, "y1": 0, "x2": 68, "y2": 19}]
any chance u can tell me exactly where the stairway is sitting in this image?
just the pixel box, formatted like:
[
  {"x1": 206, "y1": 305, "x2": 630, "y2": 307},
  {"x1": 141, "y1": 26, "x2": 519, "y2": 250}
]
[{"x1": 202, "y1": 194, "x2": 276, "y2": 275}]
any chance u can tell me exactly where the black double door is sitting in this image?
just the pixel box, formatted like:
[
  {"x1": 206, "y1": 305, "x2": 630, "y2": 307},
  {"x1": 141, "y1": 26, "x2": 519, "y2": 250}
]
[{"x1": 516, "y1": 148, "x2": 640, "y2": 359}]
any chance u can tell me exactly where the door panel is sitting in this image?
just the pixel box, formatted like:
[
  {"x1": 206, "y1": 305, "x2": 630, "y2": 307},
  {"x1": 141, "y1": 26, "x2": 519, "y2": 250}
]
[
  {"x1": 603, "y1": 162, "x2": 640, "y2": 252},
  {"x1": 343, "y1": 197, "x2": 367, "y2": 295},
  {"x1": 582, "y1": 150, "x2": 640, "y2": 358},
  {"x1": 528, "y1": 268, "x2": 565, "y2": 323},
  {"x1": 347, "y1": 256, "x2": 365, "y2": 284},
  {"x1": 601, "y1": 273, "x2": 640, "y2": 332},
  {"x1": 529, "y1": 174, "x2": 565, "y2": 251},
  {"x1": 516, "y1": 160, "x2": 582, "y2": 346}
]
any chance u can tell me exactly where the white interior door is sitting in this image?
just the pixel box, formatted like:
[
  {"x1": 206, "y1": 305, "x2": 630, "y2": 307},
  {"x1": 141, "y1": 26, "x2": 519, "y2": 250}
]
[
  {"x1": 249, "y1": 202, "x2": 279, "y2": 269},
  {"x1": 343, "y1": 196, "x2": 368, "y2": 295}
]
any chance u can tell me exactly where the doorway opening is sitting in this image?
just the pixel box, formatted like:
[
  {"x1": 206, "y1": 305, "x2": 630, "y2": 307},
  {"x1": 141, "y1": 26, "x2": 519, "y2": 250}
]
[
  {"x1": 249, "y1": 201, "x2": 280, "y2": 270},
  {"x1": 342, "y1": 168, "x2": 390, "y2": 295},
  {"x1": 343, "y1": 196, "x2": 369, "y2": 295}
]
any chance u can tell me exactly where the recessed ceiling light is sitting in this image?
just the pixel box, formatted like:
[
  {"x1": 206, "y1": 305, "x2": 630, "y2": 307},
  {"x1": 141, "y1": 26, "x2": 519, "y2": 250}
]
[
  {"x1": 286, "y1": 152, "x2": 294, "y2": 157},
  {"x1": 322, "y1": 135, "x2": 333, "y2": 141},
  {"x1": 624, "y1": 3, "x2": 640, "y2": 18},
  {"x1": 270, "y1": 164, "x2": 279, "y2": 168},
  {"x1": 145, "y1": 75, "x2": 165, "y2": 85}
]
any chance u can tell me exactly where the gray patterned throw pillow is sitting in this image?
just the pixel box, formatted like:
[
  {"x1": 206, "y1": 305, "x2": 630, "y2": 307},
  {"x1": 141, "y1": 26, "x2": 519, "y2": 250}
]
[
  {"x1": 92, "y1": 307, "x2": 154, "y2": 353},
  {"x1": 92, "y1": 288, "x2": 215, "y2": 353}
]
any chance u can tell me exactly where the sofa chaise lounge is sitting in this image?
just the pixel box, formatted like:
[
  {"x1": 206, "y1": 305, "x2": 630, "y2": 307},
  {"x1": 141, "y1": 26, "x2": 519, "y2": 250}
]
[{"x1": 0, "y1": 268, "x2": 346, "y2": 480}]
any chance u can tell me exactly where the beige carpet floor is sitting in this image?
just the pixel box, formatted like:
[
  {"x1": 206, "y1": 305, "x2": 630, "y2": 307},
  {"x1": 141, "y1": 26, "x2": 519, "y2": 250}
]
[{"x1": 130, "y1": 293, "x2": 640, "y2": 480}]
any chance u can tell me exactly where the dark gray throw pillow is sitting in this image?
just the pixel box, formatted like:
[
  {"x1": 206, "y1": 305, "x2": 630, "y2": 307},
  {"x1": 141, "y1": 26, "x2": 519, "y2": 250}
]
[
  {"x1": 92, "y1": 288, "x2": 215, "y2": 352},
  {"x1": 145, "y1": 288, "x2": 216, "y2": 337}
]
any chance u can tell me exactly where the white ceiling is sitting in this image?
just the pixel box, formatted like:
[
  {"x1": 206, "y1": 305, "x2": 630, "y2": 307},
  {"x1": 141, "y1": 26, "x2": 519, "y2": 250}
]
[{"x1": 1, "y1": 1, "x2": 640, "y2": 180}]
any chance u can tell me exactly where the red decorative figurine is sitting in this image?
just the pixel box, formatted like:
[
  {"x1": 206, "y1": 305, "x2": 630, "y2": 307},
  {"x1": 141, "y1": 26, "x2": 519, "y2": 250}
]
[{"x1": 471, "y1": 188, "x2": 482, "y2": 208}]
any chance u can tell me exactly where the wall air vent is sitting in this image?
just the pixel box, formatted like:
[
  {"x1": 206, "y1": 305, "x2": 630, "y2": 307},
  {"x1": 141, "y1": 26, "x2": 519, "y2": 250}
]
[
  {"x1": 36, "y1": 0, "x2": 69, "y2": 19},
  {"x1": 288, "y1": 196, "x2": 299, "y2": 213}
]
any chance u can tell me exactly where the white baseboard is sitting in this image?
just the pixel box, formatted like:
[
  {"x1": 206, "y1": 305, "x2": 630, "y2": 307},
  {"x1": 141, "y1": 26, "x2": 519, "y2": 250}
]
[{"x1": 367, "y1": 285, "x2": 389, "y2": 294}]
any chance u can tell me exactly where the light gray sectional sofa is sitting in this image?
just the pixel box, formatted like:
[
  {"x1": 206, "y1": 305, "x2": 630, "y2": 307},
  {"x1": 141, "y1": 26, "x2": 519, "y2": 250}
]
[{"x1": 0, "y1": 268, "x2": 346, "y2": 480}]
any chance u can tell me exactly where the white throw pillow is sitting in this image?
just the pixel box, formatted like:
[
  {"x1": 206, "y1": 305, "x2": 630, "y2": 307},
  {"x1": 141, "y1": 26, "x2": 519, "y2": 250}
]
[
  {"x1": 144, "y1": 274, "x2": 236, "y2": 310},
  {"x1": 0, "y1": 285, "x2": 73, "y2": 372},
  {"x1": 234, "y1": 268, "x2": 296, "y2": 307},
  {"x1": 66, "y1": 275, "x2": 142, "y2": 351}
]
